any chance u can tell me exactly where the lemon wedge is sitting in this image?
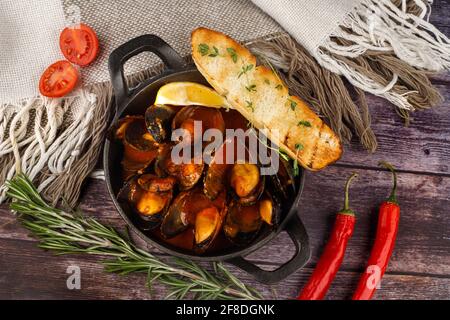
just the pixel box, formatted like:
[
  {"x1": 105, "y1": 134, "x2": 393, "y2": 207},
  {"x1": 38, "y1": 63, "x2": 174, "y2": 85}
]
[{"x1": 154, "y1": 82, "x2": 229, "y2": 108}]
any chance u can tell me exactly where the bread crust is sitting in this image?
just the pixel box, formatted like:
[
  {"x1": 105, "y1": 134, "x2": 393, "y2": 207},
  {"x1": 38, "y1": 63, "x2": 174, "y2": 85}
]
[{"x1": 191, "y1": 27, "x2": 342, "y2": 171}]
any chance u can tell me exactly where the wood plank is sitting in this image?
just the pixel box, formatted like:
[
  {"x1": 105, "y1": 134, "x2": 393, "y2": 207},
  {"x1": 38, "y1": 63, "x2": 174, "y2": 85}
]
[
  {"x1": 0, "y1": 237, "x2": 448, "y2": 300},
  {"x1": 339, "y1": 84, "x2": 450, "y2": 175}
]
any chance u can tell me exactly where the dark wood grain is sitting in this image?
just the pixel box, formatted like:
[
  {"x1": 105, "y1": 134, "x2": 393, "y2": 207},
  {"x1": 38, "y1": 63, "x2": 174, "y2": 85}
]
[
  {"x1": 1, "y1": 0, "x2": 450, "y2": 300},
  {"x1": 339, "y1": 84, "x2": 450, "y2": 175}
]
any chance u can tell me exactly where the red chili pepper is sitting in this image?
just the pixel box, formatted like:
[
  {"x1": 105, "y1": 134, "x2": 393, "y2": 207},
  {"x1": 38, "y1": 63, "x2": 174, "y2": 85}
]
[
  {"x1": 352, "y1": 161, "x2": 400, "y2": 300},
  {"x1": 297, "y1": 173, "x2": 358, "y2": 300}
]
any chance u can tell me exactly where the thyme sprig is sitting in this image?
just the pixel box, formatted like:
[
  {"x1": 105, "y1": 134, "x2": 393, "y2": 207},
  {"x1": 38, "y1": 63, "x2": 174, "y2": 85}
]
[{"x1": 6, "y1": 174, "x2": 262, "y2": 300}]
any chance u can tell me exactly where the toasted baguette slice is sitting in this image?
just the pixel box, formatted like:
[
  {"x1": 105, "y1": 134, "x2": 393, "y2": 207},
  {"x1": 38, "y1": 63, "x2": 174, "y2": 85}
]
[{"x1": 191, "y1": 27, "x2": 342, "y2": 171}]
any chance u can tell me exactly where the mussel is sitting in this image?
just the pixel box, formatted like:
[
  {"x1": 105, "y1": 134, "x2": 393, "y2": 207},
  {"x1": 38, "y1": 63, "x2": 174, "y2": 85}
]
[
  {"x1": 118, "y1": 175, "x2": 173, "y2": 230},
  {"x1": 268, "y1": 158, "x2": 296, "y2": 202},
  {"x1": 229, "y1": 163, "x2": 264, "y2": 206},
  {"x1": 160, "y1": 188, "x2": 226, "y2": 251},
  {"x1": 172, "y1": 106, "x2": 225, "y2": 145},
  {"x1": 158, "y1": 145, "x2": 204, "y2": 190},
  {"x1": 137, "y1": 174, "x2": 176, "y2": 193},
  {"x1": 203, "y1": 139, "x2": 232, "y2": 200},
  {"x1": 194, "y1": 206, "x2": 224, "y2": 252},
  {"x1": 223, "y1": 200, "x2": 262, "y2": 245},
  {"x1": 145, "y1": 104, "x2": 177, "y2": 143},
  {"x1": 113, "y1": 116, "x2": 160, "y2": 179},
  {"x1": 160, "y1": 191, "x2": 193, "y2": 238},
  {"x1": 258, "y1": 192, "x2": 281, "y2": 227}
]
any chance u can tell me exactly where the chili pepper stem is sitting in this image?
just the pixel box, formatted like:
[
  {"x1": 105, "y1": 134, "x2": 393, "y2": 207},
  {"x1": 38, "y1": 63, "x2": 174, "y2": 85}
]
[
  {"x1": 340, "y1": 173, "x2": 358, "y2": 215},
  {"x1": 379, "y1": 161, "x2": 398, "y2": 204}
]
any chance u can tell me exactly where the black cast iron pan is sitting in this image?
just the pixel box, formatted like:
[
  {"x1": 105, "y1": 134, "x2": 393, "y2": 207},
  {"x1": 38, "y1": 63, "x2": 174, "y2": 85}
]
[{"x1": 104, "y1": 34, "x2": 311, "y2": 284}]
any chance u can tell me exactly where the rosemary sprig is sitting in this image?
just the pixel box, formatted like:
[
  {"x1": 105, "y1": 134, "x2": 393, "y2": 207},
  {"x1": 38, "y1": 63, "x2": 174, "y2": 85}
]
[{"x1": 6, "y1": 174, "x2": 262, "y2": 300}]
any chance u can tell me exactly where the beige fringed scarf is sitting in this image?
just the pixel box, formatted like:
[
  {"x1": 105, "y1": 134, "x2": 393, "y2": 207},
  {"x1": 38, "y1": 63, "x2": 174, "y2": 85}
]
[{"x1": 0, "y1": 0, "x2": 448, "y2": 207}]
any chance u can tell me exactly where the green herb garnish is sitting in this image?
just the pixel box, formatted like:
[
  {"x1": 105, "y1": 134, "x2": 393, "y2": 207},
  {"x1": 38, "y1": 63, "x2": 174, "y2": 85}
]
[
  {"x1": 289, "y1": 99, "x2": 297, "y2": 111},
  {"x1": 198, "y1": 44, "x2": 220, "y2": 57},
  {"x1": 298, "y1": 120, "x2": 311, "y2": 127},
  {"x1": 275, "y1": 84, "x2": 283, "y2": 90},
  {"x1": 209, "y1": 46, "x2": 219, "y2": 57},
  {"x1": 198, "y1": 43, "x2": 209, "y2": 56},
  {"x1": 227, "y1": 47, "x2": 238, "y2": 63},
  {"x1": 238, "y1": 64, "x2": 254, "y2": 78},
  {"x1": 292, "y1": 143, "x2": 304, "y2": 177},
  {"x1": 245, "y1": 84, "x2": 257, "y2": 92},
  {"x1": 264, "y1": 79, "x2": 270, "y2": 85},
  {"x1": 245, "y1": 100, "x2": 254, "y2": 112}
]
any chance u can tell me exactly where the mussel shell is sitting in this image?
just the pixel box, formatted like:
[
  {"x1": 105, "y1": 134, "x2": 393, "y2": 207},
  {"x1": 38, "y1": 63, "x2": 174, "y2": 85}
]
[
  {"x1": 117, "y1": 175, "x2": 172, "y2": 230},
  {"x1": 124, "y1": 117, "x2": 156, "y2": 151},
  {"x1": 172, "y1": 106, "x2": 225, "y2": 144},
  {"x1": 160, "y1": 191, "x2": 192, "y2": 238},
  {"x1": 259, "y1": 192, "x2": 281, "y2": 227},
  {"x1": 114, "y1": 116, "x2": 160, "y2": 179},
  {"x1": 194, "y1": 205, "x2": 226, "y2": 252},
  {"x1": 268, "y1": 158, "x2": 296, "y2": 203},
  {"x1": 223, "y1": 200, "x2": 262, "y2": 246},
  {"x1": 145, "y1": 104, "x2": 177, "y2": 143},
  {"x1": 159, "y1": 146, "x2": 205, "y2": 190},
  {"x1": 203, "y1": 139, "x2": 234, "y2": 200},
  {"x1": 161, "y1": 189, "x2": 224, "y2": 240},
  {"x1": 229, "y1": 163, "x2": 265, "y2": 206},
  {"x1": 137, "y1": 174, "x2": 177, "y2": 193}
]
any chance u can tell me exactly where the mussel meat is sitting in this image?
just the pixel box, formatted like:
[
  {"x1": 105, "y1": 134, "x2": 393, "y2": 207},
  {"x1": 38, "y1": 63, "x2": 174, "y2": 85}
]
[
  {"x1": 229, "y1": 163, "x2": 264, "y2": 206},
  {"x1": 194, "y1": 206, "x2": 224, "y2": 251},
  {"x1": 223, "y1": 200, "x2": 262, "y2": 245},
  {"x1": 145, "y1": 104, "x2": 177, "y2": 143},
  {"x1": 118, "y1": 175, "x2": 172, "y2": 230},
  {"x1": 258, "y1": 193, "x2": 281, "y2": 227}
]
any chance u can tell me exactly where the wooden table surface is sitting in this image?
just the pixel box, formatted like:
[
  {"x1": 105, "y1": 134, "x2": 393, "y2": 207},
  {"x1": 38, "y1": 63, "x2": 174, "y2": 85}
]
[{"x1": 1, "y1": 2, "x2": 450, "y2": 300}]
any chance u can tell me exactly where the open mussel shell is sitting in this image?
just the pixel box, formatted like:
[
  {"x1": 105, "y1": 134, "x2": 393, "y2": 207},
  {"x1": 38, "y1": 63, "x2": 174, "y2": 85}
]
[
  {"x1": 229, "y1": 163, "x2": 265, "y2": 206},
  {"x1": 259, "y1": 192, "x2": 282, "y2": 227},
  {"x1": 157, "y1": 145, "x2": 204, "y2": 190},
  {"x1": 160, "y1": 191, "x2": 192, "y2": 239},
  {"x1": 194, "y1": 205, "x2": 226, "y2": 252},
  {"x1": 161, "y1": 189, "x2": 226, "y2": 252},
  {"x1": 145, "y1": 104, "x2": 177, "y2": 143},
  {"x1": 117, "y1": 175, "x2": 172, "y2": 230},
  {"x1": 113, "y1": 116, "x2": 161, "y2": 179},
  {"x1": 203, "y1": 138, "x2": 234, "y2": 200},
  {"x1": 223, "y1": 200, "x2": 262, "y2": 246},
  {"x1": 268, "y1": 158, "x2": 296, "y2": 203},
  {"x1": 172, "y1": 106, "x2": 225, "y2": 144},
  {"x1": 137, "y1": 174, "x2": 176, "y2": 193}
]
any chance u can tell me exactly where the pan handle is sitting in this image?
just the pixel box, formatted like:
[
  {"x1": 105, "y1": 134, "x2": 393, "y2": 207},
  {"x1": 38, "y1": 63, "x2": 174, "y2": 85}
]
[
  {"x1": 227, "y1": 213, "x2": 311, "y2": 285},
  {"x1": 108, "y1": 34, "x2": 185, "y2": 109}
]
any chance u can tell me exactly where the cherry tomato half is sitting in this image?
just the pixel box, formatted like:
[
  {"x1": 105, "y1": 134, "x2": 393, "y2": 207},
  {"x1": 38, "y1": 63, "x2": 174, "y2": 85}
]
[
  {"x1": 59, "y1": 23, "x2": 99, "y2": 66},
  {"x1": 39, "y1": 60, "x2": 78, "y2": 98}
]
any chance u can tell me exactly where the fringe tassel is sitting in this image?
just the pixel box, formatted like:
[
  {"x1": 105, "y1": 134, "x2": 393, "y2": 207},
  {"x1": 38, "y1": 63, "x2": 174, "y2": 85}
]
[
  {"x1": 315, "y1": 0, "x2": 446, "y2": 113},
  {"x1": 248, "y1": 34, "x2": 378, "y2": 152},
  {"x1": 0, "y1": 64, "x2": 169, "y2": 207}
]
